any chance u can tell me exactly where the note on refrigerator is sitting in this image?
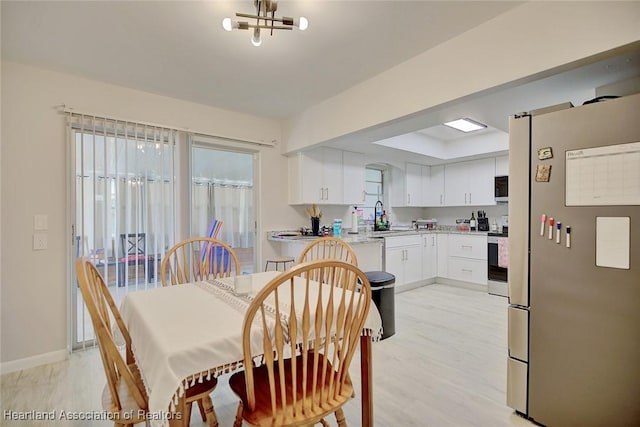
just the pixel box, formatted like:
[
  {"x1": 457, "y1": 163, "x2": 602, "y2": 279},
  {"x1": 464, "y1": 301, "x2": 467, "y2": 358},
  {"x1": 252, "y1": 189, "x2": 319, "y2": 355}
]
[
  {"x1": 566, "y1": 141, "x2": 640, "y2": 206},
  {"x1": 595, "y1": 217, "x2": 630, "y2": 269}
]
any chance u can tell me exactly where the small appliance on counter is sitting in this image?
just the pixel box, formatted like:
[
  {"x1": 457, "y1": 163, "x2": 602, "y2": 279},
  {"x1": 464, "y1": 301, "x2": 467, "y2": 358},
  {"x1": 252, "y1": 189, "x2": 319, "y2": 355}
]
[
  {"x1": 477, "y1": 210, "x2": 489, "y2": 231},
  {"x1": 455, "y1": 219, "x2": 470, "y2": 231},
  {"x1": 413, "y1": 219, "x2": 437, "y2": 230}
]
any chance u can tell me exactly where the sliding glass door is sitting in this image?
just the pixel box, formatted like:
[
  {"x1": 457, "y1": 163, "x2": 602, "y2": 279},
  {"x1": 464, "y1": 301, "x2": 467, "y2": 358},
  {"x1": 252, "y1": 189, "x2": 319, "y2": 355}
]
[
  {"x1": 70, "y1": 114, "x2": 177, "y2": 348},
  {"x1": 70, "y1": 118, "x2": 258, "y2": 349},
  {"x1": 191, "y1": 142, "x2": 257, "y2": 274}
]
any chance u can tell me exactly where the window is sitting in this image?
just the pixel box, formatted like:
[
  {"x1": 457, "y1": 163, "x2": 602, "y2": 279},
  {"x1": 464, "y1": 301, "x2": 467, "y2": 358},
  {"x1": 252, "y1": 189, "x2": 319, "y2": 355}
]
[{"x1": 363, "y1": 167, "x2": 384, "y2": 221}]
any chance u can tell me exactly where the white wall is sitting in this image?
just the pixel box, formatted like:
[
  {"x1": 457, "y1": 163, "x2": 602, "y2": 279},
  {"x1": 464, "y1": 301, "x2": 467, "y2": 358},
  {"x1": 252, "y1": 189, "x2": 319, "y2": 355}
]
[
  {"x1": 282, "y1": 1, "x2": 640, "y2": 151},
  {"x1": 0, "y1": 62, "x2": 299, "y2": 369}
]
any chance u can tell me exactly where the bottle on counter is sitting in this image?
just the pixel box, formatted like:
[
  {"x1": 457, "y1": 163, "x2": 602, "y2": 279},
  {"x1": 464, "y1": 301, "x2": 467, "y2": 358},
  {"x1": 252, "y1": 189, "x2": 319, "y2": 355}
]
[
  {"x1": 333, "y1": 219, "x2": 342, "y2": 237},
  {"x1": 351, "y1": 207, "x2": 359, "y2": 233},
  {"x1": 470, "y1": 212, "x2": 477, "y2": 231}
]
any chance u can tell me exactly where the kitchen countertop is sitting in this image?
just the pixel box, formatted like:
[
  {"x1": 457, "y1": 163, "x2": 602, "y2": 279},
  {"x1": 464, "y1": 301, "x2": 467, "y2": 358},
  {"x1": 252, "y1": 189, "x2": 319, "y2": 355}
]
[{"x1": 267, "y1": 228, "x2": 489, "y2": 244}]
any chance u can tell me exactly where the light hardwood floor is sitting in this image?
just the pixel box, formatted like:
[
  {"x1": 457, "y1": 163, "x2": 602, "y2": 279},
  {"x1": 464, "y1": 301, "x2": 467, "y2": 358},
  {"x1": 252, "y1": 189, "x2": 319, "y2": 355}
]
[{"x1": 2, "y1": 284, "x2": 536, "y2": 426}]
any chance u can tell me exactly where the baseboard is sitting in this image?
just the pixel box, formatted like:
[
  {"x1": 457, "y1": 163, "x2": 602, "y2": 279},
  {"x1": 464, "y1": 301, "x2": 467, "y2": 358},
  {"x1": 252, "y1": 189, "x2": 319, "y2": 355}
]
[
  {"x1": 395, "y1": 278, "x2": 436, "y2": 294},
  {"x1": 0, "y1": 349, "x2": 68, "y2": 375},
  {"x1": 437, "y1": 277, "x2": 488, "y2": 292},
  {"x1": 395, "y1": 277, "x2": 487, "y2": 294}
]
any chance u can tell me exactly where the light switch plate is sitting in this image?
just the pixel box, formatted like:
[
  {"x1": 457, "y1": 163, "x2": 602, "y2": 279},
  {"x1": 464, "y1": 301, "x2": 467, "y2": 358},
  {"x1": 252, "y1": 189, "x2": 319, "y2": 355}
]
[
  {"x1": 34, "y1": 214, "x2": 48, "y2": 231},
  {"x1": 33, "y1": 233, "x2": 48, "y2": 250}
]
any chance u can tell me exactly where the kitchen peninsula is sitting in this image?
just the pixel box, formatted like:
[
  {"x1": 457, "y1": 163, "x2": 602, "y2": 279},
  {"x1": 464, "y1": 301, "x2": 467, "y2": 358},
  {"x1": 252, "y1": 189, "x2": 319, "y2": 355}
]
[
  {"x1": 268, "y1": 232, "x2": 384, "y2": 272},
  {"x1": 268, "y1": 229, "x2": 490, "y2": 293}
]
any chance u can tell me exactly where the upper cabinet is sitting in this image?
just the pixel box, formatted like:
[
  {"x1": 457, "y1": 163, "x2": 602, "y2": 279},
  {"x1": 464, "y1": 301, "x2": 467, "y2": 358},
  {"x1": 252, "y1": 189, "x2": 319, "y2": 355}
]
[
  {"x1": 391, "y1": 159, "x2": 495, "y2": 207},
  {"x1": 288, "y1": 147, "x2": 365, "y2": 205},
  {"x1": 343, "y1": 150, "x2": 366, "y2": 206},
  {"x1": 444, "y1": 158, "x2": 496, "y2": 206},
  {"x1": 495, "y1": 155, "x2": 509, "y2": 176},
  {"x1": 390, "y1": 163, "x2": 425, "y2": 207},
  {"x1": 423, "y1": 165, "x2": 445, "y2": 207}
]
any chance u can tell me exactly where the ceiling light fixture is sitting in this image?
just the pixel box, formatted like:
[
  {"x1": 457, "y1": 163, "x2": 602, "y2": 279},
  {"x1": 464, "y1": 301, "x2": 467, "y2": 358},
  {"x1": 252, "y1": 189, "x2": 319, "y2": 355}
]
[
  {"x1": 443, "y1": 118, "x2": 487, "y2": 133},
  {"x1": 222, "y1": 0, "x2": 308, "y2": 47}
]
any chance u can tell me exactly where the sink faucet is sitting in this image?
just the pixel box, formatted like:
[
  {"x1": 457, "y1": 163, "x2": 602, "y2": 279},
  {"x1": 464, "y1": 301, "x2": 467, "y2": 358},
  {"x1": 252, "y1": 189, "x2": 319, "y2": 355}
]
[{"x1": 374, "y1": 200, "x2": 385, "y2": 231}]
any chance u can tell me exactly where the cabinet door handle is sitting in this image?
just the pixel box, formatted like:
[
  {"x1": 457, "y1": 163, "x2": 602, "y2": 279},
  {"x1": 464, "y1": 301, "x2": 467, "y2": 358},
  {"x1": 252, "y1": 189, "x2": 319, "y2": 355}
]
[
  {"x1": 461, "y1": 245, "x2": 473, "y2": 249},
  {"x1": 440, "y1": 194, "x2": 443, "y2": 205},
  {"x1": 319, "y1": 188, "x2": 324, "y2": 200},
  {"x1": 464, "y1": 193, "x2": 468, "y2": 204},
  {"x1": 362, "y1": 190, "x2": 366, "y2": 202},
  {"x1": 469, "y1": 193, "x2": 472, "y2": 204},
  {"x1": 407, "y1": 194, "x2": 411, "y2": 204},
  {"x1": 462, "y1": 268, "x2": 473, "y2": 273}
]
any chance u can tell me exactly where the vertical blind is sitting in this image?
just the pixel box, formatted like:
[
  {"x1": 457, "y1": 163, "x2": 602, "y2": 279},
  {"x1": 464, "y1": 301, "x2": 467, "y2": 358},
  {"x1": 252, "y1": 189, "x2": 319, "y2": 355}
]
[{"x1": 70, "y1": 113, "x2": 177, "y2": 347}]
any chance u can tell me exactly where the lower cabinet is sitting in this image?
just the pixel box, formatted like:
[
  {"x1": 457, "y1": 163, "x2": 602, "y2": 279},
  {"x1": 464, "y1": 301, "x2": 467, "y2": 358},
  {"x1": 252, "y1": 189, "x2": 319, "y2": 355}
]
[
  {"x1": 447, "y1": 257, "x2": 487, "y2": 284},
  {"x1": 421, "y1": 234, "x2": 437, "y2": 280},
  {"x1": 436, "y1": 234, "x2": 449, "y2": 278},
  {"x1": 384, "y1": 235, "x2": 422, "y2": 289},
  {"x1": 446, "y1": 234, "x2": 487, "y2": 285}
]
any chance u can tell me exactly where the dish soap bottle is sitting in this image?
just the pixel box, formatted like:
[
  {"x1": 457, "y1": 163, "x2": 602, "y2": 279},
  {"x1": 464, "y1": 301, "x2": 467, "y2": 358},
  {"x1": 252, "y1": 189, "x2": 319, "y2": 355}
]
[{"x1": 470, "y1": 212, "x2": 477, "y2": 231}]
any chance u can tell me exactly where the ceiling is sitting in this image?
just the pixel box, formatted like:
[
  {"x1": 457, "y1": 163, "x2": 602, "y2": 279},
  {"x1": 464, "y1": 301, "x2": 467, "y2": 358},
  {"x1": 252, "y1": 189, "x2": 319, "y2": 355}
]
[
  {"x1": 1, "y1": 0, "x2": 521, "y2": 119},
  {"x1": 3, "y1": 1, "x2": 640, "y2": 164}
]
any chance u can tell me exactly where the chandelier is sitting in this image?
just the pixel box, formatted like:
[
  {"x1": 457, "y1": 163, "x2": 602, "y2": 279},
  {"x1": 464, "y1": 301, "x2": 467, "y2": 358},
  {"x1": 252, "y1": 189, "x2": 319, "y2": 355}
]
[{"x1": 222, "y1": 0, "x2": 309, "y2": 47}]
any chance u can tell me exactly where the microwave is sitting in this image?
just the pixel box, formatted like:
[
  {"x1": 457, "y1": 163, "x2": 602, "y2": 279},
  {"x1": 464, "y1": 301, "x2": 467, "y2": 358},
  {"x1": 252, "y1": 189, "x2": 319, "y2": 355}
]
[{"x1": 495, "y1": 175, "x2": 508, "y2": 202}]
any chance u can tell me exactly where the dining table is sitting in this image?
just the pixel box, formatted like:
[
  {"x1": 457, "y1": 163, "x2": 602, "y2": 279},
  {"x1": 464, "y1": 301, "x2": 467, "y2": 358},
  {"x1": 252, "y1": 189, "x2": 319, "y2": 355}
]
[{"x1": 118, "y1": 270, "x2": 383, "y2": 427}]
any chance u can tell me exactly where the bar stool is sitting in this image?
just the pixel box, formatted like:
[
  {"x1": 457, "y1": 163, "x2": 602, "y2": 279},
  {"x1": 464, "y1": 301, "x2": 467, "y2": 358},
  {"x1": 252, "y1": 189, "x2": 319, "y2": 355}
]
[{"x1": 264, "y1": 256, "x2": 295, "y2": 272}]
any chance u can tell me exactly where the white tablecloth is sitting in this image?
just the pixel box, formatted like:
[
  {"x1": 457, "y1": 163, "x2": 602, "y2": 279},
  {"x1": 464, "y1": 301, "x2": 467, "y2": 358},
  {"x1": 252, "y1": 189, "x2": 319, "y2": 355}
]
[{"x1": 118, "y1": 271, "x2": 382, "y2": 427}]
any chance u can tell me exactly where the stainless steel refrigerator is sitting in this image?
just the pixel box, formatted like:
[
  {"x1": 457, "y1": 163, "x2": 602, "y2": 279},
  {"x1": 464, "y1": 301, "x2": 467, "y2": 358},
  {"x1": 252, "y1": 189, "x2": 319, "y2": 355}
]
[{"x1": 506, "y1": 93, "x2": 640, "y2": 426}]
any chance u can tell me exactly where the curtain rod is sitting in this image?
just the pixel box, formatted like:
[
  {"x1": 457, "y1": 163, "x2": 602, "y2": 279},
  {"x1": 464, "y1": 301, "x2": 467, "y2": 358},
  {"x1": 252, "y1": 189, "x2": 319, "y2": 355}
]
[{"x1": 58, "y1": 104, "x2": 276, "y2": 147}]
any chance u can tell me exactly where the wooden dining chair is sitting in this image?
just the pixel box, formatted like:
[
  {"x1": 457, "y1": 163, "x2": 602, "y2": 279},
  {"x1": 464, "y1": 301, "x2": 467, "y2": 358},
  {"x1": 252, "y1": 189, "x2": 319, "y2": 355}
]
[
  {"x1": 228, "y1": 259, "x2": 372, "y2": 427},
  {"x1": 160, "y1": 237, "x2": 240, "y2": 286},
  {"x1": 75, "y1": 258, "x2": 220, "y2": 427},
  {"x1": 298, "y1": 236, "x2": 358, "y2": 266}
]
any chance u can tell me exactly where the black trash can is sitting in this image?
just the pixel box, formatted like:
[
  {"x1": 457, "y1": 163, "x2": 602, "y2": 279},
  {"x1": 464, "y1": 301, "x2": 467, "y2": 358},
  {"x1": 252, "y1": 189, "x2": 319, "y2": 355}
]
[{"x1": 365, "y1": 271, "x2": 395, "y2": 340}]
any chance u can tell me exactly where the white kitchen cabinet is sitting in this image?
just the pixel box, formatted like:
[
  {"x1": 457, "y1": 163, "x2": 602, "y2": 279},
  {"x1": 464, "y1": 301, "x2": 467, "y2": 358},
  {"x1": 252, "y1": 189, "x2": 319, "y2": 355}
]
[
  {"x1": 444, "y1": 158, "x2": 496, "y2": 206},
  {"x1": 405, "y1": 163, "x2": 423, "y2": 206},
  {"x1": 321, "y1": 148, "x2": 343, "y2": 204},
  {"x1": 448, "y1": 234, "x2": 487, "y2": 259},
  {"x1": 384, "y1": 235, "x2": 422, "y2": 288},
  {"x1": 447, "y1": 233, "x2": 487, "y2": 285},
  {"x1": 496, "y1": 155, "x2": 509, "y2": 176},
  {"x1": 423, "y1": 165, "x2": 445, "y2": 206},
  {"x1": 448, "y1": 257, "x2": 487, "y2": 284},
  {"x1": 390, "y1": 163, "x2": 423, "y2": 207},
  {"x1": 288, "y1": 147, "x2": 344, "y2": 205},
  {"x1": 421, "y1": 233, "x2": 437, "y2": 280},
  {"x1": 342, "y1": 150, "x2": 366, "y2": 206},
  {"x1": 437, "y1": 233, "x2": 448, "y2": 278}
]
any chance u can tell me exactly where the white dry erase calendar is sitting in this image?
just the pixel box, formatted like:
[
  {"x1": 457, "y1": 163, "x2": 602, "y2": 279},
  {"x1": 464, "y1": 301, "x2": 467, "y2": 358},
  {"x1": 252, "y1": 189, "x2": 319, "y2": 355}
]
[{"x1": 565, "y1": 141, "x2": 640, "y2": 206}]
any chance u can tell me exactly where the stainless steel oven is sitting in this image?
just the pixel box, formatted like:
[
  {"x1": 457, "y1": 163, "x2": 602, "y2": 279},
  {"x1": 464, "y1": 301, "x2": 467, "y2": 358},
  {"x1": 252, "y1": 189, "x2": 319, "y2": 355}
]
[{"x1": 488, "y1": 232, "x2": 508, "y2": 297}]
